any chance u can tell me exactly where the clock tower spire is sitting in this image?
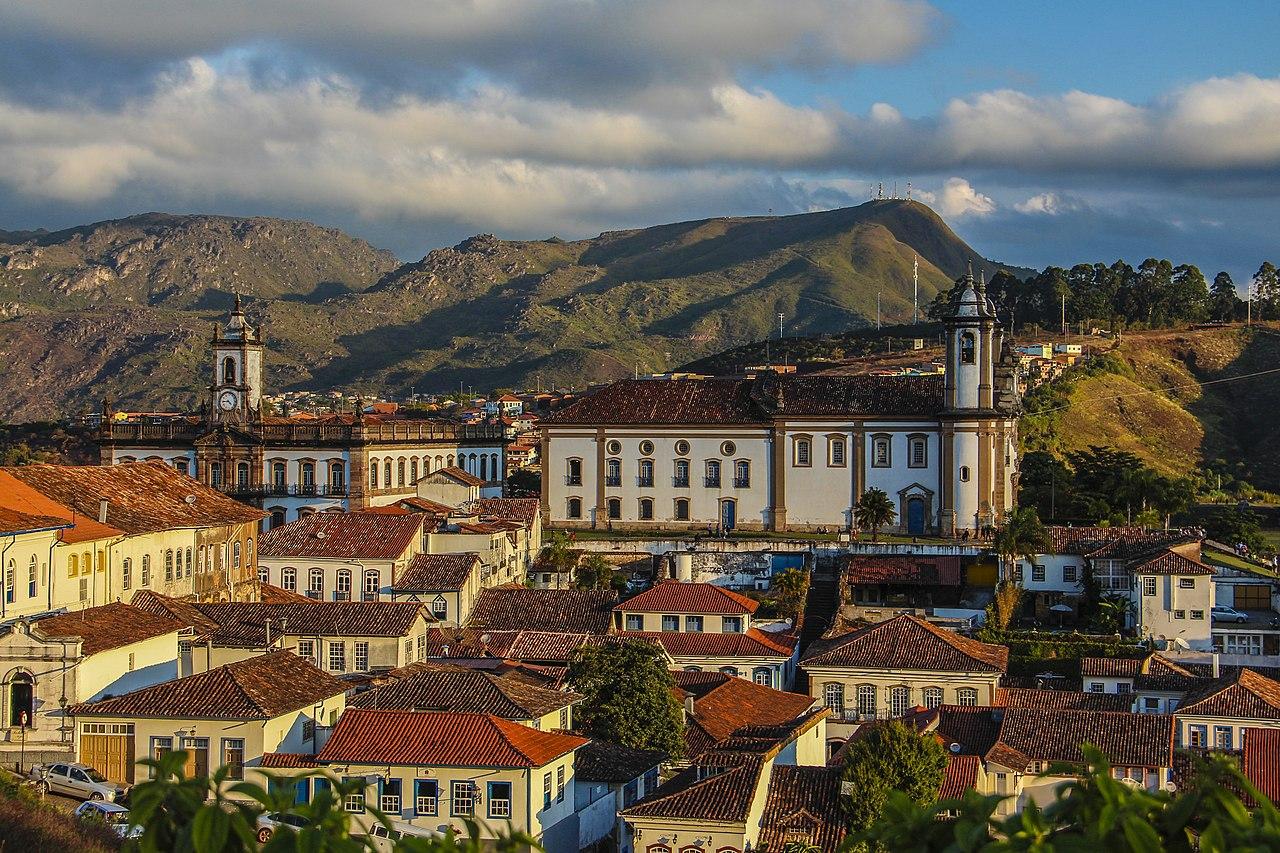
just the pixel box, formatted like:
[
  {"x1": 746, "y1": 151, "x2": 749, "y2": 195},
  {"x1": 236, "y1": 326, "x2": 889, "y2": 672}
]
[{"x1": 210, "y1": 293, "x2": 265, "y2": 424}]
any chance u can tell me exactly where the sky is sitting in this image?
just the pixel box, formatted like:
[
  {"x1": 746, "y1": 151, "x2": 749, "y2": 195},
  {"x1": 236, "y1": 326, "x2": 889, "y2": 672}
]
[{"x1": 0, "y1": 1, "x2": 1277, "y2": 281}]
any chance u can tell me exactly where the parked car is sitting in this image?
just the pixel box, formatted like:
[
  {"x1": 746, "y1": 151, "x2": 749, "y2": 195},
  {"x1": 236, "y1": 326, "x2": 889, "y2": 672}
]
[
  {"x1": 363, "y1": 819, "x2": 443, "y2": 851},
  {"x1": 1212, "y1": 605, "x2": 1249, "y2": 623},
  {"x1": 74, "y1": 800, "x2": 143, "y2": 838},
  {"x1": 28, "y1": 762, "x2": 127, "y2": 802},
  {"x1": 256, "y1": 812, "x2": 309, "y2": 843}
]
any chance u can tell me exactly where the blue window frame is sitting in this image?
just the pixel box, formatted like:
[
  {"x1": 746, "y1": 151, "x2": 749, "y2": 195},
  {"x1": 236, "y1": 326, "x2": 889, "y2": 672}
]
[
  {"x1": 294, "y1": 778, "x2": 311, "y2": 805},
  {"x1": 487, "y1": 781, "x2": 512, "y2": 819},
  {"x1": 414, "y1": 779, "x2": 438, "y2": 816}
]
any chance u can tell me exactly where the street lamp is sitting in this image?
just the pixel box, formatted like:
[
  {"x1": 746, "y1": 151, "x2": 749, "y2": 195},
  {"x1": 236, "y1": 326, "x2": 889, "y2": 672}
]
[{"x1": 18, "y1": 711, "x2": 28, "y2": 774}]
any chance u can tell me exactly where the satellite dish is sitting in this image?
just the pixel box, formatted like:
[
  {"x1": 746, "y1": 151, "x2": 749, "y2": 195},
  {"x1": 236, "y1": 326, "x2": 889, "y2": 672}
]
[
  {"x1": 949, "y1": 743, "x2": 961, "y2": 754},
  {"x1": 185, "y1": 495, "x2": 197, "y2": 505},
  {"x1": 1165, "y1": 781, "x2": 1177, "y2": 793},
  {"x1": 315, "y1": 531, "x2": 327, "y2": 539},
  {"x1": 480, "y1": 633, "x2": 491, "y2": 644}
]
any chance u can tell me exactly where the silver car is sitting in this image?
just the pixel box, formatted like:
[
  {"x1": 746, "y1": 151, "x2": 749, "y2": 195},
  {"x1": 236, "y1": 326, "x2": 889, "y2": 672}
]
[
  {"x1": 74, "y1": 800, "x2": 143, "y2": 838},
  {"x1": 29, "y1": 762, "x2": 128, "y2": 802}
]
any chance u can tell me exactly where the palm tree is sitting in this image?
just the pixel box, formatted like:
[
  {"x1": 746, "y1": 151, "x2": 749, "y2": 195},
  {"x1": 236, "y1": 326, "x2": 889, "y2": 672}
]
[
  {"x1": 992, "y1": 507, "x2": 1050, "y2": 582},
  {"x1": 854, "y1": 488, "x2": 897, "y2": 541}
]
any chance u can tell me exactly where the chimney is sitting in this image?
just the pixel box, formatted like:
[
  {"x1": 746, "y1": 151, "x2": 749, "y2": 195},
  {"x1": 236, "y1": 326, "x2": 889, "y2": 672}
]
[
  {"x1": 98, "y1": 498, "x2": 109, "y2": 525},
  {"x1": 1212, "y1": 653, "x2": 1220, "y2": 679},
  {"x1": 684, "y1": 695, "x2": 695, "y2": 717}
]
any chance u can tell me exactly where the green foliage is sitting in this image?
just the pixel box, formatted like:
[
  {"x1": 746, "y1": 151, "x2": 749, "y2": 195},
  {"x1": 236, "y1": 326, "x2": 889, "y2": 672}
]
[
  {"x1": 541, "y1": 531, "x2": 576, "y2": 574},
  {"x1": 504, "y1": 468, "x2": 540, "y2": 497},
  {"x1": 1019, "y1": 444, "x2": 1195, "y2": 526},
  {"x1": 123, "y1": 750, "x2": 538, "y2": 852},
  {"x1": 850, "y1": 746, "x2": 1280, "y2": 852},
  {"x1": 854, "y1": 489, "x2": 897, "y2": 540},
  {"x1": 574, "y1": 553, "x2": 624, "y2": 592},
  {"x1": 1206, "y1": 506, "x2": 1266, "y2": 554},
  {"x1": 771, "y1": 567, "x2": 810, "y2": 619},
  {"x1": 1210, "y1": 271, "x2": 1239, "y2": 322},
  {"x1": 567, "y1": 639, "x2": 685, "y2": 759},
  {"x1": 0, "y1": 771, "x2": 120, "y2": 853},
  {"x1": 841, "y1": 721, "x2": 948, "y2": 845}
]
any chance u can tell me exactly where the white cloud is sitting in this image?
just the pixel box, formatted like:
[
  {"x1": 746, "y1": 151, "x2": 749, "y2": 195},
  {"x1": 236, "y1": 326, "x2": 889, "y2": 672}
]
[
  {"x1": 934, "y1": 178, "x2": 995, "y2": 218},
  {"x1": 1013, "y1": 192, "x2": 1084, "y2": 215}
]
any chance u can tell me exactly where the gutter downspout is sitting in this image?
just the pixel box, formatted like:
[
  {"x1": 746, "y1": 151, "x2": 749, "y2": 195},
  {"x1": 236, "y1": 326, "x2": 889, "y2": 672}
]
[
  {"x1": 48, "y1": 536, "x2": 59, "y2": 611},
  {"x1": 0, "y1": 534, "x2": 14, "y2": 618}
]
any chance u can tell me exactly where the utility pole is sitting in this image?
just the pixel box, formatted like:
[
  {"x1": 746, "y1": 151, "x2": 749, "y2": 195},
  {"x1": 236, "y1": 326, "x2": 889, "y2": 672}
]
[
  {"x1": 913, "y1": 254, "x2": 919, "y2": 325},
  {"x1": 1061, "y1": 293, "x2": 1067, "y2": 337},
  {"x1": 778, "y1": 312, "x2": 784, "y2": 340}
]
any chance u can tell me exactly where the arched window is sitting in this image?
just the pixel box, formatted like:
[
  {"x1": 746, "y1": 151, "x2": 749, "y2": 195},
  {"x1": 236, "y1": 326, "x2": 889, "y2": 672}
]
[
  {"x1": 922, "y1": 686, "x2": 944, "y2": 709},
  {"x1": 733, "y1": 460, "x2": 750, "y2": 488},
  {"x1": 423, "y1": 455, "x2": 433, "y2": 474},
  {"x1": 908, "y1": 435, "x2": 928, "y2": 468},
  {"x1": 435, "y1": 455, "x2": 444, "y2": 470},
  {"x1": 705, "y1": 459, "x2": 721, "y2": 487},
  {"x1": 271, "y1": 461, "x2": 286, "y2": 489},
  {"x1": 795, "y1": 438, "x2": 811, "y2": 467},
  {"x1": 607, "y1": 498, "x2": 622, "y2": 520},
  {"x1": 567, "y1": 497, "x2": 582, "y2": 519},
  {"x1": 638, "y1": 498, "x2": 654, "y2": 520},
  {"x1": 336, "y1": 569, "x2": 352, "y2": 601},
  {"x1": 383, "y1": 460, "x2": 392, "y2": 487},
  {"x1": 960, "y1": 331, "x2": 976, "y2": 364},
  {"x1": 829, "y1": 437, "x2": 846, "y2": 467},
  {"x1": 236, "y1": 461, "x2": 250, "y2": 488},
  {"x1": 674, "y1": 498, "x2": 690, "y2": 521},
  {"x1": 8, "y1": 672, "x2": 34, "y2": 728},
  {"x1": 478, "y1": 455, "x2": 487, "y2": 481},
  {"x1": 956, "y1": 687, "x2": 978, "y2": 706},
  {"x1": 232, "y1": 542, "x2": 242, "y2": 569},
  {"x1": 246, "y1": 538, "x2": 254, "y2": 564},
  {"x1": 4, "y1": 559, "x2": 13, "y2": 604},
  {"x1": 719, "y1": 666, "x2": 739, "y2": 677},
  {"x1": 307, "y1": 568, "x2": 324, "y2": 598},
  {"x1": 370, "y1": 460, "x2": 379, "y2": 490},
  {"x1": 432, "y1": 595, "x2": 448, "y2": 618},
  {"x1": 121, "y1": 558, "x2": 132, "y2": 591},
  {"x1": 752, "y1": 667, "x2": 772, "y2": 687},
  {"x1": 329, "y1": 461, "x2": 345, "y2": 492},
  {"x1": 397, "y1": 458, "x2": 406, "y2": 487},
  {"x1": 281, "y1": 567, "x2": 296, "y2": 591},
  {"x1": 164, "y1": 550, "x2": 174, "y2": 583},
  {"x1": 223, "y1": 356, "x2": 236, "y2": 383},
  {"x1": 410, "y1": 457, "x2": 419, "y2": 483},
  {"x1": 856, "y1": 684, "x2": 877, "y2": 716},
  {"x1": 141, "y1": 555, "x2": 151, "y2": 586},
  {"x1": 300, "y1": 461, "x2": 315, "y2": 488},
  {"x1": 959, "y1": 466, "x2": 971, "y2": 483},
  {"x1": 364, "y1": 569, "x2": 380, "y2": 601},
  {"x1": 25, "y1": 556, "x2": 36, "y2": 598},
  {"x1": 173, "y1": 458, "x2": 189, "y2": 476},
  {"x1": 605, "y1": 458, "x2": 621, "y2": 486},
  {"x1": 209, "y1": 462, "x2": 223, "y2": 487},
  {"x1": 82, "y1": 551, "x2": 91, "y2": 575},
  {"x1": 638, "y1": 459, "x2": 654, "y2": 487},
  {"x1": 258, "y1": 565, "x2": 269, "y2": 585},
  {"x1": 67, "y1": 553, "x2": 78, "y2": 578},
  {"x1": 269, "y1": 509, "x2": 286, "y2": 529},
  {"x1": 682, "y1": 666, "x2": 702, "y2": 672},
  {"x1": 824, "y1": 683, "x2": 845, "y2": 716},
  {"x1": 447, "y1": 454, "x2": 455, "y2": 467},
  {"x1": 889, "y1": 685, "x2": 911, "y2": 717},
  {"x1": 871, "y1": 435, "x2": 891, "y2": 468},
  {"x1": 186, "y1": 547, "x2": 193, "y2": 576}
]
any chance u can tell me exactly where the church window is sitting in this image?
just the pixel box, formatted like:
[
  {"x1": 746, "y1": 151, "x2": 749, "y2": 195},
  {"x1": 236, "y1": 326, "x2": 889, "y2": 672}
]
[
  {"x1": 447, "y1": 454, "x2": 455, "y2": 467},
  {"x1": 396, "y1": 459, "x2": 406, "y2": 487},
  {"x1": 705, "y1": 460, "x2": 721, "y2": 487},
  {"x1": 607, "y1": 498, "x2": 622, "y2": 520},
  {"x1": 479, "y1": 455, "x2": 487, "y2": 481},
  {"x1": 871, "y1": 436, "x2": 891, "y2": 468},
  {"x1": 908, "y1": 436, "x2": 927, "y2": 468},
  {"x1": 794, "y1": 438, "x2": 811, "y2": 467},
  {"x1": 960, "y1": 332, "x2": 976, "y2": 365},
  {"x1": 566, "y1": 458, "x2": 582, "y2": 486},
  {"x1": 734, "y1": 460, "x2": 750, "y2": 488},
  {"x1": 223, "y1": 356, "x2": 236, "y2": 384},
  {"x1": 209, "y1": 462, "x2": 223, "y2": 487},
  {"x1": 829, "y1": 437, "x2": 846, "y2": 467},
  {"x1": 639, "y1": 498, "x2": 654, "y2": 520},
  {"x1": 383, "y1": 460, "x2": 392, "y2": 486},
  {"x1": 959, "y1": 466, "x2": 971, "y2": 483},
  {"x1": 566, "y1": 497, "x2": 582, "y2": 519},
  {"x1": 370, "y1": 461, "x2": 379, "y2": 490},
  {"x1": 282, "y1": 568, "x2": 296, "y2": 591},
  {"x1": 236, "y1": 462, "x2": 250, "y2": 488},
  {"x1": 410, "y1": 457, "x2": 419, "y2": 483},
  {"x1": 674, "y1": 498, "x2": 690, "y2": 521},
  {"x1": 605, "y1": 458, "x2": 621, "y2": 486}
]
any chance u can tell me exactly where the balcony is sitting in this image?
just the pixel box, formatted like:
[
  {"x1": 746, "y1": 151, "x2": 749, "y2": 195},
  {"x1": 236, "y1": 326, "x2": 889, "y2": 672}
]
[
  {"x1": 333, "y1": 591, "x2": 351, "y2": 602},
  {"x1": 673, "y1": 475, "x2": 690, "y2": 488},
  {"x1": 605, "y1": 476, "x2": 622, "y2": 487},
  {"x1": 104, "y1": 419, "x2": 507, "y2": 446},
  {"x1": 565, "y1": 474, "x2": 582, "y2": 486},
  {"x1": 637, "y1": 476, "x2": 654, "y2": 488},
  {"x1": 362, "y1": 592, "x2": 379, "y2": 602},
  {"x1": 305, "y1": 590, "x2": 323, "y2": 601},
  {"x1": 733, "y1": 476, "x2": 751, "y2": 488},
  {"x1": 704, "y1": 476, "x2": 721, "y2": 488}
]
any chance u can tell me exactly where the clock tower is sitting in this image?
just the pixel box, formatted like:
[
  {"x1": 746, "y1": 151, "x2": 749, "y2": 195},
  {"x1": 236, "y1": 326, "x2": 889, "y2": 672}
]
[{"x1": 210, "y1": 294, "x2": 264, "y2": 424}]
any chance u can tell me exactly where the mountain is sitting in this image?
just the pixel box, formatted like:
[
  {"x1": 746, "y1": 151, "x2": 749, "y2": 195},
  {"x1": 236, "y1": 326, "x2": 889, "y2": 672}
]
[{"x1": 0, "y1": 200, "x2": 1020, "y2": 420}]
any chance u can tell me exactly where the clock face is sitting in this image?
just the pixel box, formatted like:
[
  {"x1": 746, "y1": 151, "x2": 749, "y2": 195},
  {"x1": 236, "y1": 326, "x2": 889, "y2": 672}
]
[{"x1": 218, "y1": 390, "x2": 238, "y2": 411}]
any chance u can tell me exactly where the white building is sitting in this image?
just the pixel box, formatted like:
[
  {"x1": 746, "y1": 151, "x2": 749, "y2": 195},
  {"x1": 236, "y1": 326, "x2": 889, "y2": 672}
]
[
  {"x1": 98, "y1": 297, "x2": 506, "y2": 527},
  {"x1": 540, "y1": 270, "x2": 1020, "y2": 535}
]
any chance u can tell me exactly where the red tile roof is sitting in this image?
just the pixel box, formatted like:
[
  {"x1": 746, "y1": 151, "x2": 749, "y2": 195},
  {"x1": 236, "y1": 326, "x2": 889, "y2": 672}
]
[
  {"x1": 191, "y1": 601, "x2": 430, "y2": 645},
  {"x1": 671, "y1": 671, "x2": 817, "y2": 759},
  {"x1": 939, "y1": 754, "x2": 981, "y2": 800},
  {"x1": 1176, "y1": 669, "x2": 1280, "y2": 720},
  {"x1": 1242, "y1": 727, "x2": 1280, "y2": 803},
  {"x1": 464, "y1": 498, "x2": 540, "y2": 526},
  {"x1": 259, "y1": 583, "x2": 314, "y2": 604},
  {"x1": 930, "y1": 706, "x2": 1003, "y2": 756},
  {"x1": 73, "y1": 651, "x2": 347, "y2": 719},
  {"x1": 316, "y1": 708, "x2": 587, "y2": 768},
  {"x1": 757, "y1": 765, "x2": 848, "y2": 850},
  {"x1": 630, "y1": 628, "x2": 796, "y2": 660},
  {"x1": 421, "y1": 627, "x2": 615, "y2": 663},
  {"x1": 0, "y1": 471, "x2": 142, "y2": 543},
  {"x1": 802, "y1": 614, "x2": 1008, "y2": 673},
  {"x1": 33, "y1": 603, "x2": 184, "y2": 655},
  {"x1": 0, "y1": 505, "x2": 72, "y2": 537},
  {"x1": 574, "y1": 740, "x2": 667, "y2": 783},
  {"x1": 469, "y1": 587, "x2": 617, "y2": 634},
  {"x1": 349, "y1": 665, "x2": 579, "y2": 719},
  {"x1": 1079, "y1": 653, "x2": 1199, "y2": 692},
  {"x1": 430, "y1": 466, "x2": 484, "y2": 487},
  {"x1": 995, "y1": 688, "x2": 1134, "y2": 712},
  {"x1": 1130, "y1": 549, "x2": 1215, "y2": 576},
  {"x1": 259, "y1": 753, "x2": 322, "y2": 769},
  {"x1": 622, "y1": 760, "x2": 764, "y2": 823},
  {"x1": 4, "y1": 462, "x2": 264, "y2": 534},
  {"x1": 258, "y1": 513, "x2": 425, "y2": 560},
  {"x1": 842, "y1": 555, "x2": 963, "y2": 586},
  {"x1": 394, "y1": 553, "x2": 480, "y2": 592},
  {"x1": 619, "y1": 580, "x2": 758, "y2": 615},
  {"x1": 993, "y1": 708, "x2": 1175, "y2": 769}
]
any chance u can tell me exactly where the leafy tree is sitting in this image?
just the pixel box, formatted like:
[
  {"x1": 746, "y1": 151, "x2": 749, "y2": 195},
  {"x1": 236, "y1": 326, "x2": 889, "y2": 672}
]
[
  {"x1": 1254, "y1": 261, "x2": 1280, "y2": 320},
  {"x1": 1170, "y1": 263, "x2": 1210, "y2": 323},
  {"x1": 1015, "y1": 451, "x2": 1072, "y2": 521},
  {"x1": 1206, "y1": 506, "x2": 1265, "y2": 554},
  {"x1": 850, "y1": 746, "x2": 1280, "y2": 852},
  {"x1": 504, "y1": 468, "x2": 539, "y2": 496},
  {"x1": 854, "y1": 488, "x2": 897, "y2": 541},
  {"x1": 841, "y1": 721, "x2": 947, "y2": 844},
  {"x1": 1210, "y1": 271, "x2": 1239, "y2": 321},
  {"x1": 125, "y1": 750, "x2": 538, "y2": 852},
  {"x1": 574, "y1": 553, "x2": 617, "y2": 590},
  {"x1": 771, "y1": 567, "x2": 809, "y2": 618},
  {"x1": 1088, "y1": 591, "x2": 1137, "y2": 634},
  {"x1": 567, "y1": 639, "x2": 685, "y2": 758},
  {"x1": 992, "y1": 508, "x2": 1049, "y2": 579},
  {"x1": 541, "y1": 530, "x2": 576, "y2": 576}
]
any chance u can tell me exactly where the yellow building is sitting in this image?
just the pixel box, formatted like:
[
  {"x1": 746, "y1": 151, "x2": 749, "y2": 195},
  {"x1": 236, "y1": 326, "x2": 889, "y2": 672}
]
[
  {"x1": 260, "y1": 708, "x2": 588, "y2": 849},
  {"x1": 70, "y1": 650, "x2": 347, "y2": 786},
  {"x1": 1174, "y1": 667, "x2": 1280, "y2": 750},
  {"x1": 389, "y1": 553, "x2": 483, "y2": 626},
  {"x1": 800, "y1": 613, "x2": 1007, "y2": 748}
]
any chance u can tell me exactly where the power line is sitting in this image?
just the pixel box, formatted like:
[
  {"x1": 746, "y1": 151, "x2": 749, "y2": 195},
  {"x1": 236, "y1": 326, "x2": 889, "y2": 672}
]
[{"x1": 1035, "y1": 364, "x2": 1280, "y2": 415}]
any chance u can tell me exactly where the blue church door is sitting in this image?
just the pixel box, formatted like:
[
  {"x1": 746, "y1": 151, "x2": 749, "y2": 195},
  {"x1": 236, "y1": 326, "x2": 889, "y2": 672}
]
[
  {"x1": 907, "y1": 498, "x2": 926, "y2": 535},
  {"x1": 721, "y1": 500, "x2": 736, "y2": 532}
]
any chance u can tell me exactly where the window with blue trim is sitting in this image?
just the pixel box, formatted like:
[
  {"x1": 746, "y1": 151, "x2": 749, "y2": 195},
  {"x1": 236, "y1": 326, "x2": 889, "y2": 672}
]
[
  {"x1": 414, "y1": 779, "x2": 438, "y2": 816},
  {"x1": 488, "y1": 781, "x2": 512, "y2": 819}
]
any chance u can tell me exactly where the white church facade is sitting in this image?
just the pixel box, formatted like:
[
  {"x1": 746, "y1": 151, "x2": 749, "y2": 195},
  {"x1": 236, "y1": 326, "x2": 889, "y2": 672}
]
[
  {"x1": 98, "y1": 297, "x2": 507, "y2": 527},
  {"x1": 540, "y1": 270, "x2": 1020, "y2": 535}
]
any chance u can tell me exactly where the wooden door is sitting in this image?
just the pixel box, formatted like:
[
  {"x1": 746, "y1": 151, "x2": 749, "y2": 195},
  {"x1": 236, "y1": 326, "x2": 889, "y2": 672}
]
[{"x1": 81, "y1": 734, "x2": 135, "y2": 784}]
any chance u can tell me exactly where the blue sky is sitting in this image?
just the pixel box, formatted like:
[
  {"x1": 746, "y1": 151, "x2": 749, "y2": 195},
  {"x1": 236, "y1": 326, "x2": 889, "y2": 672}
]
[{"x1": 0, "y1": 1, "x2": 1276, "y2": 282}]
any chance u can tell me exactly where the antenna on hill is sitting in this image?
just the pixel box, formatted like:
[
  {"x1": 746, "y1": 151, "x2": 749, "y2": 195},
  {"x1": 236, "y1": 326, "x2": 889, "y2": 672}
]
[
  {"x1": 893, "y1": 181, "x2": 898, "y2": 199},
  {"x1": 877, "y1": 182, "x2": 884, "y2": 200},
  {"x1": 906, "y1": 181, "x2": 912, "y2": 201}
]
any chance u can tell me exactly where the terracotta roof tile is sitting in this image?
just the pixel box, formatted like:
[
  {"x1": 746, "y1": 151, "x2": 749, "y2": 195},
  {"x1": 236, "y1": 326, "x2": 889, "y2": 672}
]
[
  {"x1": 129, "y1": 589, "x2": 221, "y2": 634},
  {"x1": 32, "y1": 603, "x2": 184, "y2": 655},
  {"x1": 1129, "y1": 549, "x2": 1215, "y2": 576},
  {"x1": 670, "y1": 671, "x2": 817, "y2": 759},
  {"x1": 574, "y1": 741, "x2": 666, "y2": 783},
  {"x1": 259, "y1": 753, "x2": 322, "y2": 769},
  {"x1": 757, "y1": 765, "x2": 848, "y2": 850},
  {"x1": 993, "y1": 708, "x2": 1175, "y2": 769},
  {"x1": 931, "y1": 705, "x2": 1003, "y2": 756},
  {"x1": 259, "y1": 584, "x2": 314, "y2": 604},
  {"x1": 316, "y1": 708, "x2": 587, "y2": 768},
  {"x1": 0, "y1": 505, "x2": 72, "y2": 536},
  {"x1": 842, "y1": 555, "x2": 962, "y2": 586},
  {"x1": 0, "y1": 472, "x2": 133, "y2": 543},
  {"x1": 429, "y1": 466, "x2": 484, "y2": 487},
  {"x1": 619, "y1": 580, "x2": 758, "y2": 615},
  {"x1": 258, "y1": 513, "x2": 425, "y2": 560},
  {"x1": 1177, "y1": 669, "x2": 1280, "y2": 720},
  {"x1": 1242, "y1": 727, "x2": 1280, "y2": 803},
  {"x1": 190, "y1": 601, "x2": 430, "y2": 646},
  {"x1": 1079, "y1": 653, "x2": 1200, "y2": 692},
  {"x1": 73, "y1": 650, "x2": 346, "y2": 719},
  {"x1": 5, "y1": 462, "x2": 264, "y2": 534},
  {"x1": 995, "y1": 688, "x2": 1133, "y2": 712},
  {"x1": 463, "y1": 498, "x2": 540, "y2": 526},
  {"x1": 394, "y1": 553, "x2": 480, "y2": 592},
  {"x1": 468, "y1": 587, "x2": 617, "y2": 634},
  {"x1": 939, "y1": 754, "x2": 981, "y2": 800},
  {"x1": 349, "y1": 667, "x2": 579, "y2": 719},
  {"x1": 422, "y1": 627, "x2": 614, "y2": 663},
  {"x1": 802, "y1": 614, "x2": 1008, "y2": 673},
  {"x1": 622, "y1": 760, "x2": 763, "y2": 823},
  {"x1": 630, "y1": 628, "x2": 796, "y2": 659}
]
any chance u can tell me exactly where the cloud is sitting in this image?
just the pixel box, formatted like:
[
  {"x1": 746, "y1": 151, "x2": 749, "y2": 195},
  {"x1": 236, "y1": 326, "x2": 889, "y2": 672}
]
[
  {"x1": 934, "y1": 178, "x2": 995, "y2": 218},
  {"x1": 1013, "y1": 192, "x2": 1085, "y2": 216}
]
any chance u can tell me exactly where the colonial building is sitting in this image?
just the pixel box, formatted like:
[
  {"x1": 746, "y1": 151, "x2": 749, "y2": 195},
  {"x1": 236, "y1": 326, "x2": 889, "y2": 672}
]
[
  {"x1": 97, "y1": 297, "x2": 507, "y2": 527},
  {"x1": 541, "y1": 269, "x2": 1020, "y2": 535}
]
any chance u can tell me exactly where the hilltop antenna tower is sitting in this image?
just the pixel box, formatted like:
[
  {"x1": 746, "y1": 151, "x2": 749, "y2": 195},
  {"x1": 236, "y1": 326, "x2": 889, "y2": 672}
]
[
  {"x1": 906, "y1": 181, "x2": 912, "y2": 201},
  {"x1": 913, "y1": 254, "x2": 919, "y2": 324}
]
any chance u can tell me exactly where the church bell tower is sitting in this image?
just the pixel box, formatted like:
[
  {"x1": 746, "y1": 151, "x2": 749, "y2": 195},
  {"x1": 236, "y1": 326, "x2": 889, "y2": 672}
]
[{"x1": 210, "y1": 294, "x2": 265, "y2": 424}]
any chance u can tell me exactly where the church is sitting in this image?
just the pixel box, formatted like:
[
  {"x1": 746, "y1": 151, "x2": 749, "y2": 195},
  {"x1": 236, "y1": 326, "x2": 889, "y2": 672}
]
[
  {"x1": 540, "y1": 269, "x2": 1021, "y2": 535},
  {"x1": 97, "y1": 297, "x2": 507, "y2": 528}
]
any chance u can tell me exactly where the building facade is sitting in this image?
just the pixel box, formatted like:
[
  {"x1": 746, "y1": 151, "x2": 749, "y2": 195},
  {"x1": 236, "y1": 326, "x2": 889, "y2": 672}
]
[
  {"x1": 541, "y1": 270, "x2": 1020, "y2": 535},
  {"x1": 97, "y1": 298, "x2": 507, "y2": 527}
]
